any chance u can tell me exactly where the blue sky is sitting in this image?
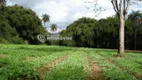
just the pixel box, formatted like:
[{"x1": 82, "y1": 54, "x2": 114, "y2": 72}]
[{"x1": 8, "y1": 0, "x2": 142, "y2": 28}]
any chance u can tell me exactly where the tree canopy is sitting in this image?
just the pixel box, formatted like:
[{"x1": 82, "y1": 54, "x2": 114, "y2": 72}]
[
  {"x1": 42, "y1": 14, "x2": 50, "y2": 27},
  {"x1": 0, "y1": 5, "x2": 48, "y2": 44},
  {"x1": 50, "y1": 24, "x2": 57, "y2": 33},
  {"x1": 60, "y1": 12, "x2": 142, "y2": 50}
]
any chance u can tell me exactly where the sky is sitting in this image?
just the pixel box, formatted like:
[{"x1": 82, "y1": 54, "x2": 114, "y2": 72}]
[{"x1": 8, "y1": 0, "x2": 142, "y2": 29}]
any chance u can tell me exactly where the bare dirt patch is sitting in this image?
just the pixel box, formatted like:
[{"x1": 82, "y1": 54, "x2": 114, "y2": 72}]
[
  {"x1": 91, "y1": 61, "x2": 102, "y2": 80},
  {"x1": 26, "y1": 57, "x2": 34, "y2": 61},
  {"x1": 36, "y1": 56, "x2": 68, "y2": 78},
  {"x1": 23, "y1": 56, "x2": 40, "y2": 62},
  {"x1": 88, "y1": 57, "x2": 102, "y2": 80}
]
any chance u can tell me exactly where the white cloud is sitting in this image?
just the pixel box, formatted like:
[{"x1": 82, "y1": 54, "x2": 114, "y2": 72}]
[{"x1": 8, "y1": 0, "x2": 142, "y2": 28}]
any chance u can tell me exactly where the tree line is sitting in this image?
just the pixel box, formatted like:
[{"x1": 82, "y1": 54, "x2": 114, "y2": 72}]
[
  {"x1": 0, "y1": 0, "x2": 142, "y2": 51},
  {"x1": 59, "y1": 11, "x2": 142, "y2": 50}
]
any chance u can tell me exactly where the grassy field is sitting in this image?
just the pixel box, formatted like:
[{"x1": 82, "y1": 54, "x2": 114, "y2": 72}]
[{"x1": 0, "y1": 44, "x2": 142, "y2": 80}]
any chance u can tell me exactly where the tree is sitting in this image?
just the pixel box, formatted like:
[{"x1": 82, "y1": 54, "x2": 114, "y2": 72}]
[
  {"x1": 128, "y1": 10, "x2": 142, "y2": 50},
  {"x1": 128, "y1": 10, "x2": 142, "y2": 25},
  {"x1": 111, "y1": 0, "x2": 142, "y2": 54},
  {"x1": 111, "y1": 0, "x2": 131, "y2": 55},
  {"x1": 2, "y1": 5, "x2": 47, "y2": 44},
  {"x1": 50, "y1": 24, "x2": 57, "y2": 33},
  {"x1": 0, "y1": 19, "x2": 21, "y2": 43},
  {"x1": 60, "y1": 17, "x2": 98, "y2": 47},
  {"x1": 60, "y1": 16, "x2": 142, "y2": 49},
  {"x1": 42, "y1": 14, "x2": 50, "y2": 27}
]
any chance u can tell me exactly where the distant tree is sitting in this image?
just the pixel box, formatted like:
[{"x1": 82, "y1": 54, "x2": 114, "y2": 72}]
[
  {"x1": 42, "y1": 14, "x2": 50, "y2": 27},
  {"x1": 60, "y1": 17, "x2": 98, "y2": 47},
  {"x1": 128, "y1": 10, "x2": 142, "y2": 25},
  {"x1": 60, "y1": 16, "x2": 142, "y2": 50},
  {"x1": 2, "y1": 5, "x2": 47, "y2": 44},
  {"x1": 0, "y1": 19, "x2": 21, "y2": 43},
  {"x1": 50, "y1": 24, "x2": 57, "y2": 33},
  {"x1": 128, "y1": 10, "x2": 142, "y2": 50},
  {"x1": 96, "y1": 16, "x2": 119, "y2": 48}
]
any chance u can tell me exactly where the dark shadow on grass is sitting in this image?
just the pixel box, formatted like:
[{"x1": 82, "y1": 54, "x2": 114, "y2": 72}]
[
  {"x1": 135, "y1": 61, "x2": 142, "y2": 70},
  {"x1": 96, "y1": 49, "x2": 142, "y2": 55},
  {"x1": 125, "y1": 51, "x2": 142, "y2": 54}
]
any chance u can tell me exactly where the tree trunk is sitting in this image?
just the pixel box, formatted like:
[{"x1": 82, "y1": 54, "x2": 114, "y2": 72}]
[
  {"x1": 118, "y1": 0, "x2": 125, "y2": 54},
  {"x1": 44, "y1": 22, "x2": 45, "y2": 27},
  {"x1": 134, "y1": 20, "x2": 138, "y2": 50},
  {"x1": 134, "y1": 30, "x2": 137, "y2": 50},
  {"x1": 119, "y1": 17, "x2": 125, "y2": 54}
]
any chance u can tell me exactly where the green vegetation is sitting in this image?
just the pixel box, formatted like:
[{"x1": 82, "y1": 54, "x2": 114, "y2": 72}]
[
  {"x1": 0, "y1": 3, "x2": 142, "y2": 50},
  {"x1": 0, "y1": 5, "x2": 47, "y2": 44},
  {"x1": 42, "y1": 14, "x2": 50, "y2": 27},
  {"x1": 50, "y1": 24, "x2": 57, "y2": 33},
  {"x1": 0, "y1": 44, "x2": 142, "y2": 80},
  {"x1": 60, "y1": 16, "x2": 120, "y2": 48},
  {"x1": 60, "y1": 12, "x2": 142, "y2": 50},
  {"x1": 0, "y1": 1, "x2": 142, "y2": 80}
]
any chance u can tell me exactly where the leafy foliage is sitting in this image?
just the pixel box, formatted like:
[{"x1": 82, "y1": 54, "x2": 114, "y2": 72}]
[
  {"x1": 60, "y1": 13, "x2": 142, "y2": 50},
  {"x1": 50, "y1": 24, "x2": 57, "y2": 32},
  {"x1": 42, "y1": 14, "x2": 50, "y2": 27},
  {"x1": 0, "y1": 4, "x2": 48, "y2": 44},
  {"x1": 60, "y1": 17, "x2": 119, "y2": 48}
]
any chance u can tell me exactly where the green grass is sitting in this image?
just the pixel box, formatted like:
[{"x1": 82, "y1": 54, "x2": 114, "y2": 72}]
[
  {"x1": 44, "y1": 51, "x2": 88, "y2": 80},
  {"x1": 0, "y1": 44, "x2": 142, "y2": 80}
]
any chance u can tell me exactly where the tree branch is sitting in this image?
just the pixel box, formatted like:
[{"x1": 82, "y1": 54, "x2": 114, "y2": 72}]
[
  {"x1": 115, "y1": 0, "x2": 119, "y2": 12},
  {"x1": 125, "y1": 0, "x2": 131, "y2": 16},
  {"x1": 111, "y1": 0, "x2": 119, "y2": 14}
]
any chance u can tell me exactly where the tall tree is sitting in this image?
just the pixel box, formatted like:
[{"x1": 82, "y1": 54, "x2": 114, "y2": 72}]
[
  {"x1": 2, "y1": 5, "x2": 47, "y2": 44},
  {"x1": 128, "y1": 10, "x2": 142, "y2": 50},
  {"x1": 111, "y1": 0, "x2": 142, "y2": 54},
  {"x1": 111, "y1": 0, "x2": 131, "y2": 55},
  {"x1": 128, "y1": 11, "x2": 142, "y2": 25},
  {"x1": 50, "y1": 24, "x2": 57, "y2": 33},
  {"x1": 42, "y1": 14, "x2": 50, "y2": 27}
]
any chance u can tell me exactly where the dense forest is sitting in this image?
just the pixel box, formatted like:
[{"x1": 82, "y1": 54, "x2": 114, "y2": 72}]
[
  {"x1": 0, "y1": 5, "x2": 47, "y2": 44},
  {"x1": 60, "y1": 14, "x2": 142, "y2": 50}
]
